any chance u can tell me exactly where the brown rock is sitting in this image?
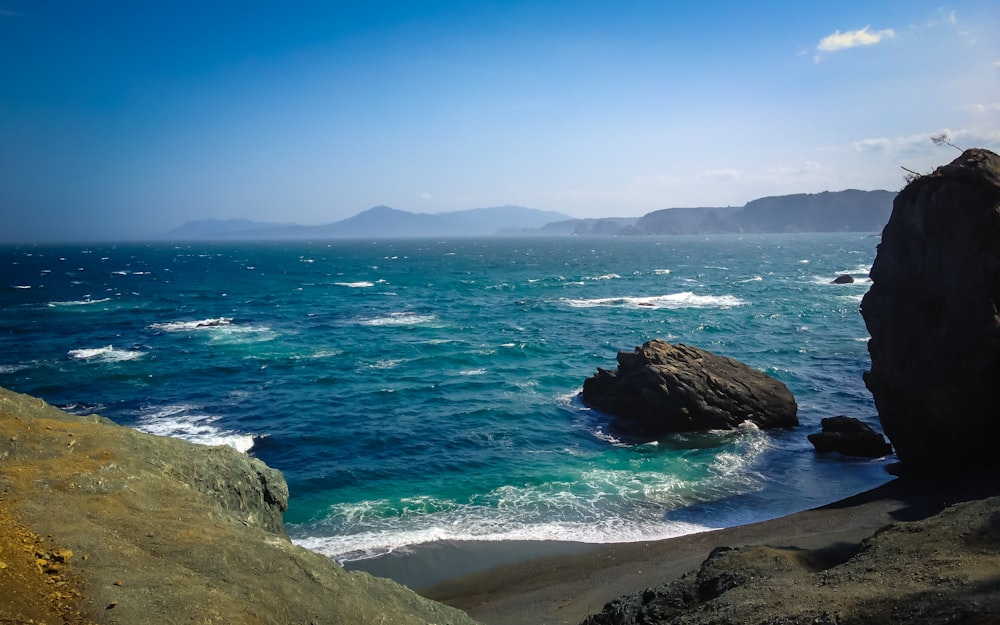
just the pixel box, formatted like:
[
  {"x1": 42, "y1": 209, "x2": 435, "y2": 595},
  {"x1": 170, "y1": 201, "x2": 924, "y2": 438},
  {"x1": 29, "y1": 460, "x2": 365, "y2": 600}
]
[{"x1": 581, "y1": 339, "x2": 797, "y2": 440}]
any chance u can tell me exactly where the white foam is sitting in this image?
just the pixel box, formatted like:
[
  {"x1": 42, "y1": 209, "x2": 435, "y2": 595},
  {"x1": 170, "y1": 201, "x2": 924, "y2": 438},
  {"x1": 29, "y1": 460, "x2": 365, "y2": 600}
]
[
  {"x1": 132, "y1": 404, "x2": 254, "y2": 452},
  {"x1": 150, "y1": 318, "x2": 234, "y2": 331},
  {"x1": 653, "y1": 269, "x2": 671, "y2": 275},
  {"x1": 13, "y1": 285, "x2": 31, "y2": 289},
  {"x1": 459, "y1": 368, "x2": 487, "y2": 376},
  {"x1": 561, "y1": 292, "x2": 744, "y2": 309},
  {"x1": 48, "y1": 297, "x2": 112, "y2": 307},
  {"x1": 360, "y1": 312, "x2": 436, "y2": 327},
  {"x1": 294, "y1": 504, "x2": 713, "y2": 563},
  {"x1": 0, "y1": 362, "x2": 33, "y2": 373},
  {"x1": 584, "y1": 273, "x2": 621, "y2": 281},
  {"x1": 290, "y1": 424, "x2": 782, "y2": 563},
  {"x1": 335, "y1": 281, "x2": 375, "y2": 288},
  {"x1": 68, "y1": 345, "x2": 145, "y2": 362}
]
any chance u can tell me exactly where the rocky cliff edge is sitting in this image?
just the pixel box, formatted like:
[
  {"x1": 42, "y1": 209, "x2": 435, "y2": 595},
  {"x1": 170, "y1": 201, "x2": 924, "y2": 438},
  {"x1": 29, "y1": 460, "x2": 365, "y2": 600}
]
[{"x1": 0, "y1": 386, "x2": 477, "y2": 625}]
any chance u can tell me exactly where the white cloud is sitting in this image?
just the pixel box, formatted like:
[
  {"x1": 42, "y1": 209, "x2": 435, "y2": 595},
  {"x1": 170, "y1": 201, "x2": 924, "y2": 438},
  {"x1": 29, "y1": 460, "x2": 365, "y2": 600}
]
[
  {"x1": 419, "y1": 192, "x2": 432, "y2": 200},
  {"x1": 853, "y1": 129, "x2": 1000, "y2": 155},
  {"x1": 964, "y1": 103, "x2": 1000, "y2": 113},
  {"x1": 817, "y1": 26, "x2": 896, "y2": 52},
  {"x1": 768, "y1": 161, "x2": 821, "y2": 177},
  {"x1": 696, "y1": 168, "x2": 743, "y2": 182}
]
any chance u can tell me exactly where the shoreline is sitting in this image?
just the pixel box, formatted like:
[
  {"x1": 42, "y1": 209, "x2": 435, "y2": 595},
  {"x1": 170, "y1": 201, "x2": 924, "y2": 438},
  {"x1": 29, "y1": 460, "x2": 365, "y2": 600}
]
[{"x1": 350, "y1": 475, "x2": 999, "y2": 625}]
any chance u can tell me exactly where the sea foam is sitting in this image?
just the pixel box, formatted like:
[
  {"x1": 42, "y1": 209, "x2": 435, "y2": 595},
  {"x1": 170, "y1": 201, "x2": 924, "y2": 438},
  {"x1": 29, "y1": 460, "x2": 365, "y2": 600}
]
[
  {"x1": 68, "y1": 345, "x2": 144, "y2": 362},
  {"x1": 561, "y1": 292, "x2": 744, "y2": 309},
  {"x1": 132, "y1": 404, "x2": 254, "y2": 452}
]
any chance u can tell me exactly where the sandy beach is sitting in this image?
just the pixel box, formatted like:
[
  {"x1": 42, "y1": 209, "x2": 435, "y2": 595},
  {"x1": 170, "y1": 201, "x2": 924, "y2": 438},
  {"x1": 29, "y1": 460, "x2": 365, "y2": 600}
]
[{"x1": 347, "y1": 475, "x2": 1000, "y2": 625}]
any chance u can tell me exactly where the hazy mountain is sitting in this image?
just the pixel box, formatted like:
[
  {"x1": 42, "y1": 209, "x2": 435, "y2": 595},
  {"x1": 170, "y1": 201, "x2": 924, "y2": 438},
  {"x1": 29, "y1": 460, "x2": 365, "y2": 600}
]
[
  {"x1": 548, "y1": 189, "x2": 894, "y2": 236},
  {"x1": 162, "y1": 218, "x2": 296, "y2": 240},
  {"x1": 164, "y1": 190, "x2": 896, "y2": 240},
  {"x1": 163, "y1": 205, "x2": 573, "y2": 240}
]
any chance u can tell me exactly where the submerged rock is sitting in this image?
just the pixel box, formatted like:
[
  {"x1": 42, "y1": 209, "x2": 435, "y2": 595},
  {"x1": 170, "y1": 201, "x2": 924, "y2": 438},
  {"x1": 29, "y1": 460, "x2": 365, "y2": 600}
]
[
  {"x1": 807, "y1": 415, "x2": 892, "y2": 458},
  {"x1": 861, "y1": 148, "x2": 1000, "y2": 471},
  {"x1": 581, "y1": 339, "x2": 797, "y2": 439}
]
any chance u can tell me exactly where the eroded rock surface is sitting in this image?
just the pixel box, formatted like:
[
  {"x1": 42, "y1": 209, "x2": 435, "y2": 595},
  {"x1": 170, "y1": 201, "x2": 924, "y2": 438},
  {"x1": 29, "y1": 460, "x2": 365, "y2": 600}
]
[
  {"x1": 861, "y1": 148, "x2": 1000, "y2": 471},
  {"x1": 580, "y1": 493, "x2": 1000, "y2": 625},
  {"x1": 581, "y1": 340, "x2": 797, "y2": 440},
  {"x1": 0, "y1": 387, "x2": 478, "y2": 625}
]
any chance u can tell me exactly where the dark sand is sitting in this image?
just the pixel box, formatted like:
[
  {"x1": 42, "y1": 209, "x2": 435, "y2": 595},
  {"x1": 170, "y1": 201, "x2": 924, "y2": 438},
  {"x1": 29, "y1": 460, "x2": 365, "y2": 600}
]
[{"x1": 349, "y1": 476, "x2": 997, "y2": 625}]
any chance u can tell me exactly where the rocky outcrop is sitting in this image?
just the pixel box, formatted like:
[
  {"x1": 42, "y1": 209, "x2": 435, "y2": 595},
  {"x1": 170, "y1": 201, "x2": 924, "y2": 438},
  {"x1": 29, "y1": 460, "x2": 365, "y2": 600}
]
[
  {"x1": 861, "y1": 148, "x2": 1000, "y2": 471},
  {"x1": 0, "y1": 387, "x2": 478, "y2": 625},
  {"x1": 832, "y1": 274, "x2": 855, "y2": 284},
  {"x1": 579, "y1": 493, "x2": 1000, "y2": 625},
  {"x1": 581, "y1": 340, "x2": 797, "y2": 439},
  {"x1": 807, "y1": 415, "x2": 892, "y2": 458}
]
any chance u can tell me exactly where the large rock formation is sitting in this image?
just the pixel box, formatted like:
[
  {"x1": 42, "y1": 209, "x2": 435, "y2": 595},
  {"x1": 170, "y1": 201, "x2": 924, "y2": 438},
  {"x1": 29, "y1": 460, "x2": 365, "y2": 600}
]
[
  {"x1": 861, "y1": 148, "x2": 1000, "y2": 471},
  {"x1": 0, "y1": 387, "x2": 477, "y2": 625},
  {"x1": 581, "y1": 340, "x2": 797, "y2": 439}
]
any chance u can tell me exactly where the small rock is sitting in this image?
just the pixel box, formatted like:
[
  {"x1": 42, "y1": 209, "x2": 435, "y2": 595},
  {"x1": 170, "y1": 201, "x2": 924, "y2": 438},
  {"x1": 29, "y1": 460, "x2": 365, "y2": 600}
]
[
  {"x1": 831, "y1": 274, "x2": 855, "y2": 284},
  {"x1": 808, "y1": 416, "x2": 892, "y2": 458}
]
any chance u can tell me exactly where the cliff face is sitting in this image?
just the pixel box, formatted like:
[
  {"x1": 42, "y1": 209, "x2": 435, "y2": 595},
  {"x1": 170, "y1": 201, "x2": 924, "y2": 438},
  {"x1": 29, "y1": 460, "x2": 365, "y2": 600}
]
[
  {"x1": 861, "y1": 148, "x2": 1000, "y2": 471},
  {"x1": 0, "y1": 387, "x2": 477, "y2": 625}
]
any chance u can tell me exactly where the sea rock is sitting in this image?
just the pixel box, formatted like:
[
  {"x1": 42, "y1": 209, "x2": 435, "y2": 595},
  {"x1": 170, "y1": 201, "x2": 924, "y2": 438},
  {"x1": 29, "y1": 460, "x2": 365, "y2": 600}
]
[
  {"x1": 581, "y1": 340, "x2": 797, "y2": 439},
  {"x1": 807, "y1": 415, "x2": 892, "y2": 458},
  {"x1": 861, "y1": 148, "x2": 1000, "y2": 471},
  {"x1": 0, "y1": 387, "x2": 478, "y2": 625},
  {"x1": 831, "y1": 274, "x2": 854, "y2": 284}
]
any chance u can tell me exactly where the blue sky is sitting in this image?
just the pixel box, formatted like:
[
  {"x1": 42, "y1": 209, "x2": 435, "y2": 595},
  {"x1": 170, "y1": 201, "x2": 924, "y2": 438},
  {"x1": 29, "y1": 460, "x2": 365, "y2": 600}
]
[{"x1": 1, "y1": 1, "x2": 998, "y2": 242}]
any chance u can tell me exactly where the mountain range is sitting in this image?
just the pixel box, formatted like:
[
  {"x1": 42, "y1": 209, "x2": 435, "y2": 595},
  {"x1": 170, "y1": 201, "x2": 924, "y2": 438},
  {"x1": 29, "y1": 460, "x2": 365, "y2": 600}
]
[{"x1": 163, "y1": 190, "x2": 895, "y2": 240}]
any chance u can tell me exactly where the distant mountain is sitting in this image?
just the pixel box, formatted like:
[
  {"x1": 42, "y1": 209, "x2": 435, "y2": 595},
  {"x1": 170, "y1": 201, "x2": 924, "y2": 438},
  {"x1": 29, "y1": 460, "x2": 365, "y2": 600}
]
[
  {"x1": 163, "y1": 190, "x2": 896, "y2": 241},
  {"x1": 548, "y1": 189, "x2": 895, "y2": 236},
  {"x1": 163, "y1": 205, "x2": 573, "y2": 240},
  {"x1": 162, "y1": 218, "x2": 296, "y2": 240}
]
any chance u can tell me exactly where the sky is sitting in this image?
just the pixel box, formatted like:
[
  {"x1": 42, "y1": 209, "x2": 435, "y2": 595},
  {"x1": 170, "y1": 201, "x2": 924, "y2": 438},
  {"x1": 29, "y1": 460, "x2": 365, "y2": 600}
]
[{"x1": 1, "y1": 1, "x2": 998, "y2": 242}]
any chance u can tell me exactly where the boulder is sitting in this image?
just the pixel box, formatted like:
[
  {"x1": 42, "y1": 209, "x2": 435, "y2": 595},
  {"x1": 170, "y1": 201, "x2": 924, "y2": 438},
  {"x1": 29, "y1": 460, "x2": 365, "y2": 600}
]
[
  {"x1": 861, "y1": 148, "x2": 1000, "y2": 471},
  {"x1": 831, "y1": 274, "x2": 855, "y2": 284},
  {"x1": 581, "y1": 339, "x2": 797, "y2": 440},
  {"x1": 807, "y1": 415, "x2": 892, "y2": 458}
]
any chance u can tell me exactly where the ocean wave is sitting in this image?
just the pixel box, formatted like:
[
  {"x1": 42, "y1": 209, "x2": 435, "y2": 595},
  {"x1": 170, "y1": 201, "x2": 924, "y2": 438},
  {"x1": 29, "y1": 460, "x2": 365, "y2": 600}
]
[
  {"x1": 290, "y1": 424, "x2": 773, "y2": 563},
  {"x1": 561, "y1": 292, "x2": 744, "y2": 309},
  {"x1": 360, "y1": 312, "x2": 437, "y2": 327},
  {"x1": 0, "y1": 362, "x2": 35, "y2": 373},
  {"x1": 149, "y1": 317, "x2": 234, "y2": 331},
  {"x1": 149, "y1": 318, "x2": 276, "y2": 344},
  {"x1": 68, "y1": 345, "x2": 145, "y2": 362},
  {"x1": 335, "y1": 281, "x2": 375, "y2": 288},
  {"x1": 293, "y1": 500, "x2": 712, "y2": 563},
  {"x1": 132, "y1": 404, "x2": 254, "y2": 452},
  {"x1": 583, "y1": 273, "x2": 621, "y2": 281},
  {"x1": 47, "y1": 297, "x2": 112, "y2": 308}
]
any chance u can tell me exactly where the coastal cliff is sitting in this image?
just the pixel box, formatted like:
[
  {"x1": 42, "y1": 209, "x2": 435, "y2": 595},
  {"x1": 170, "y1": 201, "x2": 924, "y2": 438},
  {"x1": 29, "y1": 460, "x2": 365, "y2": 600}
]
[{"x1": 0, "y1": 386, "x2": 477, "y2": 625}]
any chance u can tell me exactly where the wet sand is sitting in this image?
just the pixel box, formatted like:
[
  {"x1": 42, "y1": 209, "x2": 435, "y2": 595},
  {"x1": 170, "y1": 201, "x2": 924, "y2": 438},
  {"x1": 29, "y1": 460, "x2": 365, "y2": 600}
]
[{"x1": 349, "y1": 476, "x2": 995, "y2": 625}]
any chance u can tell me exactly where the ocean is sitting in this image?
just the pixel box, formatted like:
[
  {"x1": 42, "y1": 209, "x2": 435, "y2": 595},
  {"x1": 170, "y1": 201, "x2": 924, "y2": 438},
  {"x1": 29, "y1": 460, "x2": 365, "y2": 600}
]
[{"x1": 0, "y1": 233, "x2": 892, "y2": 564}]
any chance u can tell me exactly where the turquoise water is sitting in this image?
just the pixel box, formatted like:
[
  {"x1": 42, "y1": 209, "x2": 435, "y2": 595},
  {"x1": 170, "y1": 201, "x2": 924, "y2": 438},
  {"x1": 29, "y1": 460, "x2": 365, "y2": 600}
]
[{"x1": 0, "y1": 234, "x2": 892, "y2": 561}]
